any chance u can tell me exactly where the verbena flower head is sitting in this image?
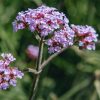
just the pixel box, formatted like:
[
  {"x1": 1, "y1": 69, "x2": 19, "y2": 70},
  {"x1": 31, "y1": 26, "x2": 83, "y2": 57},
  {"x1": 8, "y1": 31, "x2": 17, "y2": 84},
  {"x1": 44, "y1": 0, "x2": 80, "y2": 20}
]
[
  {"x1": 0, "y1": 53, "x2": 24, "y2": 90},
  {"x1": 71, "y1": 24, "x2": 98, "y2": 50},
  {"x1": 12, "y1": 5, "x2": 69, "y2": 37},
  {"x1": 46, "y1": 25, "x2": 75, "y2": 53},
  {"x1": 13, "y1": 5, "x2": 75, "y2": 53}
]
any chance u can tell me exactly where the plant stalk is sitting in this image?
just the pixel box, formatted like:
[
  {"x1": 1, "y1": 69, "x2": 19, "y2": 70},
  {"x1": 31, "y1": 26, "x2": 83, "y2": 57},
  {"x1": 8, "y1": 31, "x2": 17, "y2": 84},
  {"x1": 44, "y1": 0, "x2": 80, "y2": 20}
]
[
  {"x1": 40, "y1": 47, "x2": 67, "y2": 70},
  {"x1": 29, "y1": 38, "x2": 44, "y2": 100}
]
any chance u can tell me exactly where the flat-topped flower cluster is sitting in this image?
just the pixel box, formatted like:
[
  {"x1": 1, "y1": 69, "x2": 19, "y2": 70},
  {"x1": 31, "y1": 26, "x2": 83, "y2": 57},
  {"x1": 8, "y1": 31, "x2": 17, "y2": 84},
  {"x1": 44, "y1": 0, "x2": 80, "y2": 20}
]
[
  {"x1": 12, "y1": 5, "x2": 98, "y2": 53},
  {"x1": 12, "y1": 5, "x2": 75, "y2": 53},
  {"x1": 0, "y1": 53, "x2": 24, "y2": 90},
  {"x1": 12, "y1": 5, "x2": 69, "y2": 36},
  {"x1": 71, "y1": 24, "x2": 98, "y2": 50}
]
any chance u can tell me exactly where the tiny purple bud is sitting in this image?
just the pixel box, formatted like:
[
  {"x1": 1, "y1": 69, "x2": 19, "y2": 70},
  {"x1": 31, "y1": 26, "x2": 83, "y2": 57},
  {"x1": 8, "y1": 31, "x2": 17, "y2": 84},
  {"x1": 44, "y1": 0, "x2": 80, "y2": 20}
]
[{"x1": 26, "y1": 45, "x2": 39, "y2": 59}]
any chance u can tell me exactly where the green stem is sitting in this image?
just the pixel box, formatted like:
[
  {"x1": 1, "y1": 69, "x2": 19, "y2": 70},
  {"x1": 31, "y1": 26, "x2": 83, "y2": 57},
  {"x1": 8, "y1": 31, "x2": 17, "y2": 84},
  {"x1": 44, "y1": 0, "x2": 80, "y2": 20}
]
[
  {"x1": 29, "y1": 38, "x2": 44, "y2": 100},
  {"x1": 40, "y1": 47, "x2": 67, "y2": 70},
  {"x1": 23, "y1": 68, "x2": 42, "y2": 74}
]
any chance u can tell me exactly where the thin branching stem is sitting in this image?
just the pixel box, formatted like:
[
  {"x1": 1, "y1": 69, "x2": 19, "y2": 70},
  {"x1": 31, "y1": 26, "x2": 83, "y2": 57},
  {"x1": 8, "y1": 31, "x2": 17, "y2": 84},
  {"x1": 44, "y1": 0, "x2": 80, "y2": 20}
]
[
  {"x1": 29, "y1": 38, "x2": 44, "y2": 100},
  {"x1": 40, "y1": 47, "x2": 67, "y2": 70},
  {"x1": 23, "y1": 68, "x2": 42, "y2": 74}
]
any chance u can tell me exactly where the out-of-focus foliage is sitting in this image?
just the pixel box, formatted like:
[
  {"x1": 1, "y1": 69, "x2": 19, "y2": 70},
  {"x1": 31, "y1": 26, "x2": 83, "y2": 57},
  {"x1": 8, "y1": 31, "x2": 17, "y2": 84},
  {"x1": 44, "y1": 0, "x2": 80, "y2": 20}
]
[{"x1": 0, "y1": 0, "x2": 100, "y2": 100}]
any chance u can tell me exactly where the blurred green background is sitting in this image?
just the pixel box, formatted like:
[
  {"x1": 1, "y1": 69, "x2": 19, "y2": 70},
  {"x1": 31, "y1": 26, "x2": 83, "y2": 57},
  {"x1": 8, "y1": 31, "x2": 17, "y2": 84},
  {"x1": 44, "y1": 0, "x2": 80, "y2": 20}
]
[{"x1": 0, "y1": 0, "x2": 100, "y2": 100}]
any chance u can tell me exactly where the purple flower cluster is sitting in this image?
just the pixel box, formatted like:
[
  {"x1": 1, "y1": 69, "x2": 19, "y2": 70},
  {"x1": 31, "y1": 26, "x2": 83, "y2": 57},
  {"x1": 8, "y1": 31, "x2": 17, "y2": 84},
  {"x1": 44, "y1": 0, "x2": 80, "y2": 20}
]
[
  {"x1": 12, "y1": 5, "x2": 69, "y2": 37},
  {"x1": 0, "y1": 53, "x2": 24, "y2": 90},
  {"x1": 46, "y1": 26, "x2": 74, "y2": 53},
  {"x1": 71, "y1": 24, "x2": 98, "y2": 50},
  {"x1": 13, "y1": 5, "x2": 98, "y2": 53},
  {"x1": 12, "y1": 5, "x2": 75, "y2": 53}
]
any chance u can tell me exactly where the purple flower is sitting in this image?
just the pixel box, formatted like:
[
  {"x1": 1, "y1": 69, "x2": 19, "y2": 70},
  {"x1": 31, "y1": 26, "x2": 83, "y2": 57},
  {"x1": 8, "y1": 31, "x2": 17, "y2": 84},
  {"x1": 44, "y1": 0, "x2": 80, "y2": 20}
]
[
  {"x1": 12, "y1": 5, "x2": 69, "y2": 37},
  {"x1": 1, "y1": 53, "x2": 16, "y2": 61},
  {"x1": 1, "y1": 53, "x2": 16, "y2": 66},
  {"x1": 0, "y1": 53, "x2": 24, "y2": 90},
  {"x1": 46, "y1": 26, "x2": 75, "y2": 53},
  {"x1": 0, "y1": 82, "x2": 9, "y2": 90},
  {"x1": 12, "y1": 5, "x2": 76, "y2": 53},
  {"x1": 71, "y1": 24, "x2": 98, "y2": 50},
  {"x1": 9, "y1": 79, "x2": 17, "y2": 87}
]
